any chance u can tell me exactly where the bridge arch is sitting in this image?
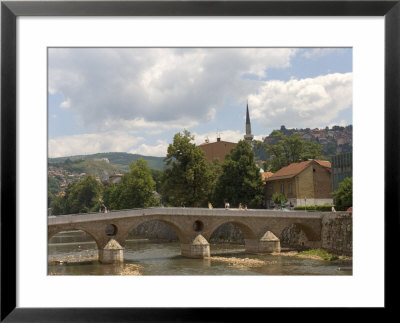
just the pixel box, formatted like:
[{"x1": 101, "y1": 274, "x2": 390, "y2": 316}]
[
  {"x1": 279, "y1": 223, "x2": 320, "y2": 248},
  {"x1": 124, "y1": 218, "x2": 186, "y2": 243},
  {"x1": 205, "y1": 220, "x2": 258, "y2": 242},
  {"x1": 48, "y1": 228, "x2": 102, "y2": 250}
]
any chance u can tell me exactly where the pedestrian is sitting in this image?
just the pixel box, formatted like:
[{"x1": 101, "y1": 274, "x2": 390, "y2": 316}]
[
  {"x1": 244, "y1": 205, "x2": 247, "y2": 211},
  {"x1": 208, "y1": 201, "x2": 213, "y2": 209},
  {"x1": 227, "y1": 202, "x2": 230, "y2": 209},
  {"x1": 239, "y1": 203, "x2": 242, "y2": 210},
  {"x1": 331, "y1": 206, "x2": 336, "y2": 212}
]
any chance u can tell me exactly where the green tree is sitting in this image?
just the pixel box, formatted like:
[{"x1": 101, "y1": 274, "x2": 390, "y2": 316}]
[
  {"x1": 208, "y1": 158, "x2": 223, "y2": 203},
  {"x1": 50, "y1": 194, "x2": 67, "y2": 215},
  {"x1": 332, "y1": 177, "x2": 352, "y2": 209},
  {"x1": 48, "y1": 176, "x2": 61, "y2": 195},
  {"x1": 66, "y1": 175, "x2": 103, "y2": 214},
  {"x1": 50, "y1": 175, "x2": 103, "y2": 215},
  {"x1": 266, "y1": 132, "x2": 323, "y2": 172},
  {"x1": 150, "y1": 169, "x2": 164, "y2": 192},
  {"x1": 161, "y1": 130, "x2": 213, "y2": 207},
  {"x1": 106, "y1": 159, "x2": 160, "y2": 210},
  {"x1": 213, "y1": 140, "x2": 264, "y2": 208},
  {"x1": 302, "y1": 140, "x2": 323, "y2": 160}
]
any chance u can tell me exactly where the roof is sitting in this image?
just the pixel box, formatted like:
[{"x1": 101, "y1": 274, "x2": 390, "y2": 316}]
[
  {"x1": 199, "y1": 140, "x2": 236, "y2": 146},
  {"x1": 268, "y1": 160, "x2": 331, "y2": 180}
]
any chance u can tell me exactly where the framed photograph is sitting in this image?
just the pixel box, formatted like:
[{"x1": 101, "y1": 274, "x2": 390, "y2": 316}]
[{"x1": 1, "y1": 0, "x2": 398, "y2": 320}]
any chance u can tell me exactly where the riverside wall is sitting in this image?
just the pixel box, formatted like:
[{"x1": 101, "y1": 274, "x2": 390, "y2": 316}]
[{"x1": 128, "y1": 213, "x2": 352, "y2": 256}]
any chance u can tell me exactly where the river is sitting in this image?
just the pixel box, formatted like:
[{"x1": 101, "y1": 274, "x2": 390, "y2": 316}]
[{"x1": 48, "y1": 231, "x2": 352, "y2": 276}]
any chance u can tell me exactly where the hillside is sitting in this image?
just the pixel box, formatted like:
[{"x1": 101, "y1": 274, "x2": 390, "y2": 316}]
[
  {"x1": 254, "y1": 125, "x2": 352, "y2": 162},
  {"x1": 48, "y1": 152, "x2": 165, "y2": 171}
]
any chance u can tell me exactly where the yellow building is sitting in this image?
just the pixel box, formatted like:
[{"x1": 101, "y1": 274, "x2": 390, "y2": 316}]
[{"x1": 265, "y1": 160, "x2": 333, "y2": 208}]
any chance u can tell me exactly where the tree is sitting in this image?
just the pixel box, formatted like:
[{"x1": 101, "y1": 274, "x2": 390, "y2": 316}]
[
  {"x1": 150, "y1": 169, "x2": 164, "y2": 193},
  {"x1": 161, "y1": 130, "x2": 213, "y2": 207},
  {"x1": 50, "y1": 175, "x2": 103, "y2": 215},
  {"x1": 50, "y1": 194, "x2": 67, "y2": 215},
  {"x1": 105, "y1": 159, "x2": 160, "y2": 210},
  {"x1": 266, "y1": 133, "x2": 323, "y2": 172},
  {"x1": 332, "y1": 177, "x2": 352, "y2": 210},
  {"x1": 302, "y1": 140, "x2": 323, "y2": 160},
  {"x1": 213, "y1": 140, "x2": 264, "y2": 208},
  {"x1": 66, "y1": 175, "x2": 103, "y2": 214}
]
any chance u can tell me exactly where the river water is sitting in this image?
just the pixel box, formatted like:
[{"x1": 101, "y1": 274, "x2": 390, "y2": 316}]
[{"x1": 48, "y1": 231, "x2": 352, "y2": 276}]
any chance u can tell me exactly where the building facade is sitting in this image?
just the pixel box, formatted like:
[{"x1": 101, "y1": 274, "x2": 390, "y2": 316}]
[
  {"x1": 331, "y1": 152, "x2": 352, "y2": 191},
  {"x1": 265, "y1": 160, "x2": 333, "y2": 208},
  {"x1": 198, "y1": 137, "x2": 237, "y2": 163}
]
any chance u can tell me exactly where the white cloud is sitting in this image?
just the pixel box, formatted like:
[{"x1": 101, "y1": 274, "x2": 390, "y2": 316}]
[
  {"x1": 48, "y1": 132, "x2": 144, "y2": 158},
  {"x1": 192, "y1": 130, "x2": 244, "y2": 145},
  {"x1": 249, "y1": 72, "x2": 352, "y2": 129},
  {"x1": 48, "y1": 48, "x2": 297, "y2": 131},
  {"x1": 60, "y1": 97, "x2": 71, "y2": 109},
  {"x1": 129, "y1": 140, "x2": 169, "y2": 157}
]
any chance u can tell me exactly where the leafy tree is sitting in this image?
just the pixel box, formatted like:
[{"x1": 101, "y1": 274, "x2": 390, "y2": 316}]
[
  {"x1": 207, "y1": 158, "x2": 223, "y2": 203},
  {"x1": 266, "y1": 133, "x2": 323, "y2": 172},
  {"x1": 150, "y1": 169, "x2": 164, "y2": 192},
  {"x1": 49, "y1": 194, "x2": 67, "y2": 215},
  {"x1": 105, "y1": 159, "x2": 160, "y2": 210},
  {"x1": 48, "y1": 176, "x2": 61, "y2": 195},
  {"x1": 332, "y1": 177, "x2": 352, "y2": 209},
  {"x1": 161, "y1": 130, "x2": 213, "y2": 207},
  {"x1": 66, "y1": 176, "x2": 103, "y2": 214},
  {"x1": 302, "y1": 140, "x2": 323, "y2": 160},
  {"x1": 213, "y1": 140, "x2": 264, "y2": 208},
  {"x1": 272, "y1": 192, "x2": 287, "y2": 208},
  {"x1": 50, "y1": 175, "x2": 103, "y2": 215},
  {"x1": 282, "y1": 133, "x2": 304, "y2": 163}
]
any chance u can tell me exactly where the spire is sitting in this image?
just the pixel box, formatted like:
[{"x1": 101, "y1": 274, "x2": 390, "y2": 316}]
[
  {"x1": 246, "y1": 101, "x2": 251, "y2": 134},
  {"x1": 244, "y1": 101, "x2": 254, "y2": 143}
]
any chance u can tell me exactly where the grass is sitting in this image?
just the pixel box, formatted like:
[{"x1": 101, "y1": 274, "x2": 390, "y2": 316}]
[{"x1": 297, "y1": 249, "x2": 339, "y2": 261}]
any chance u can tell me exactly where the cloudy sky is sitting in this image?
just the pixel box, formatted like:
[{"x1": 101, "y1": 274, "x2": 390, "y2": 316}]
[{"x1": 48, "y1": 47, "x2": 352, "y2": 158}]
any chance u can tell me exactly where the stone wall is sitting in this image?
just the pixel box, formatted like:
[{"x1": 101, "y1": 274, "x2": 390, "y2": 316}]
[
  {"x1": 128, "y1": 220, "x2": 178, "y2": 241},
  {"x1": 209, "y1": 223, "x2": 244, "y2": 244},
  {"x1": 321, "y1": 213, "x2": 352, "y2": 256},
  {"x1": 280, "y1": 213, "x2": 352, "y2": 255}
]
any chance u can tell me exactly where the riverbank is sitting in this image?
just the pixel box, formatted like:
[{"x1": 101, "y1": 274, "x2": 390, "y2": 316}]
[{"x1": 272, "y1": 249, "x2": 352, "y2": 264}]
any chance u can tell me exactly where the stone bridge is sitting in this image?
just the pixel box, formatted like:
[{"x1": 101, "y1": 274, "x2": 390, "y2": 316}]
[{"x1": 48, "y1": 207, "x2": 324, "y2": 263}]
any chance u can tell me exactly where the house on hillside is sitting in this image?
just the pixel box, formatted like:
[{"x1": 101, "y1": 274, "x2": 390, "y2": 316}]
[{"x1": 264, "y1": 160, "x2": 333, "y2": 208}]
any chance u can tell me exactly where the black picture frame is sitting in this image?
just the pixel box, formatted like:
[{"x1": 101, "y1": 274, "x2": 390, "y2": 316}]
[{"x1": 1, "y1": 1, "x2": 398, "y2": 321}]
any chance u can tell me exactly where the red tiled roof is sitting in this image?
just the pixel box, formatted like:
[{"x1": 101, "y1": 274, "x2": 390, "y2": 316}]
[{"x1": 269, "y1": 160, "x2": 331, "y2": 180}]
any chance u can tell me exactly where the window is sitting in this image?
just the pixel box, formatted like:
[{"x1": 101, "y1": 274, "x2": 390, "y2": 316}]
[{"x1": 289, "y1": 183, "x2": 292, "y2": 194}]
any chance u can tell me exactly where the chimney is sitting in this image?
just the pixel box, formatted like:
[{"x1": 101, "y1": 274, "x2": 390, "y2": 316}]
[{"x1": 217, "y1": 137, "x2": 221, "y2": 142}]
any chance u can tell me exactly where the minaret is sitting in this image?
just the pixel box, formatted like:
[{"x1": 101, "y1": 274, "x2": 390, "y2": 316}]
[{"x1": 244, "y1": 102, "x2": 254, "y2": 144}]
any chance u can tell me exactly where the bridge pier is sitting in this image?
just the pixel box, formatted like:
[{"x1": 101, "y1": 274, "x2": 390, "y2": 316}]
[
  {"x1": 98, "y1": 239, "x2": 124, "y2": 264},
  {"x1": 245, "y1": 231, "x2": 281, "y2": 254},
  {"x1": 181, "y1": 234, "x2": 210, "y2": 258}
]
